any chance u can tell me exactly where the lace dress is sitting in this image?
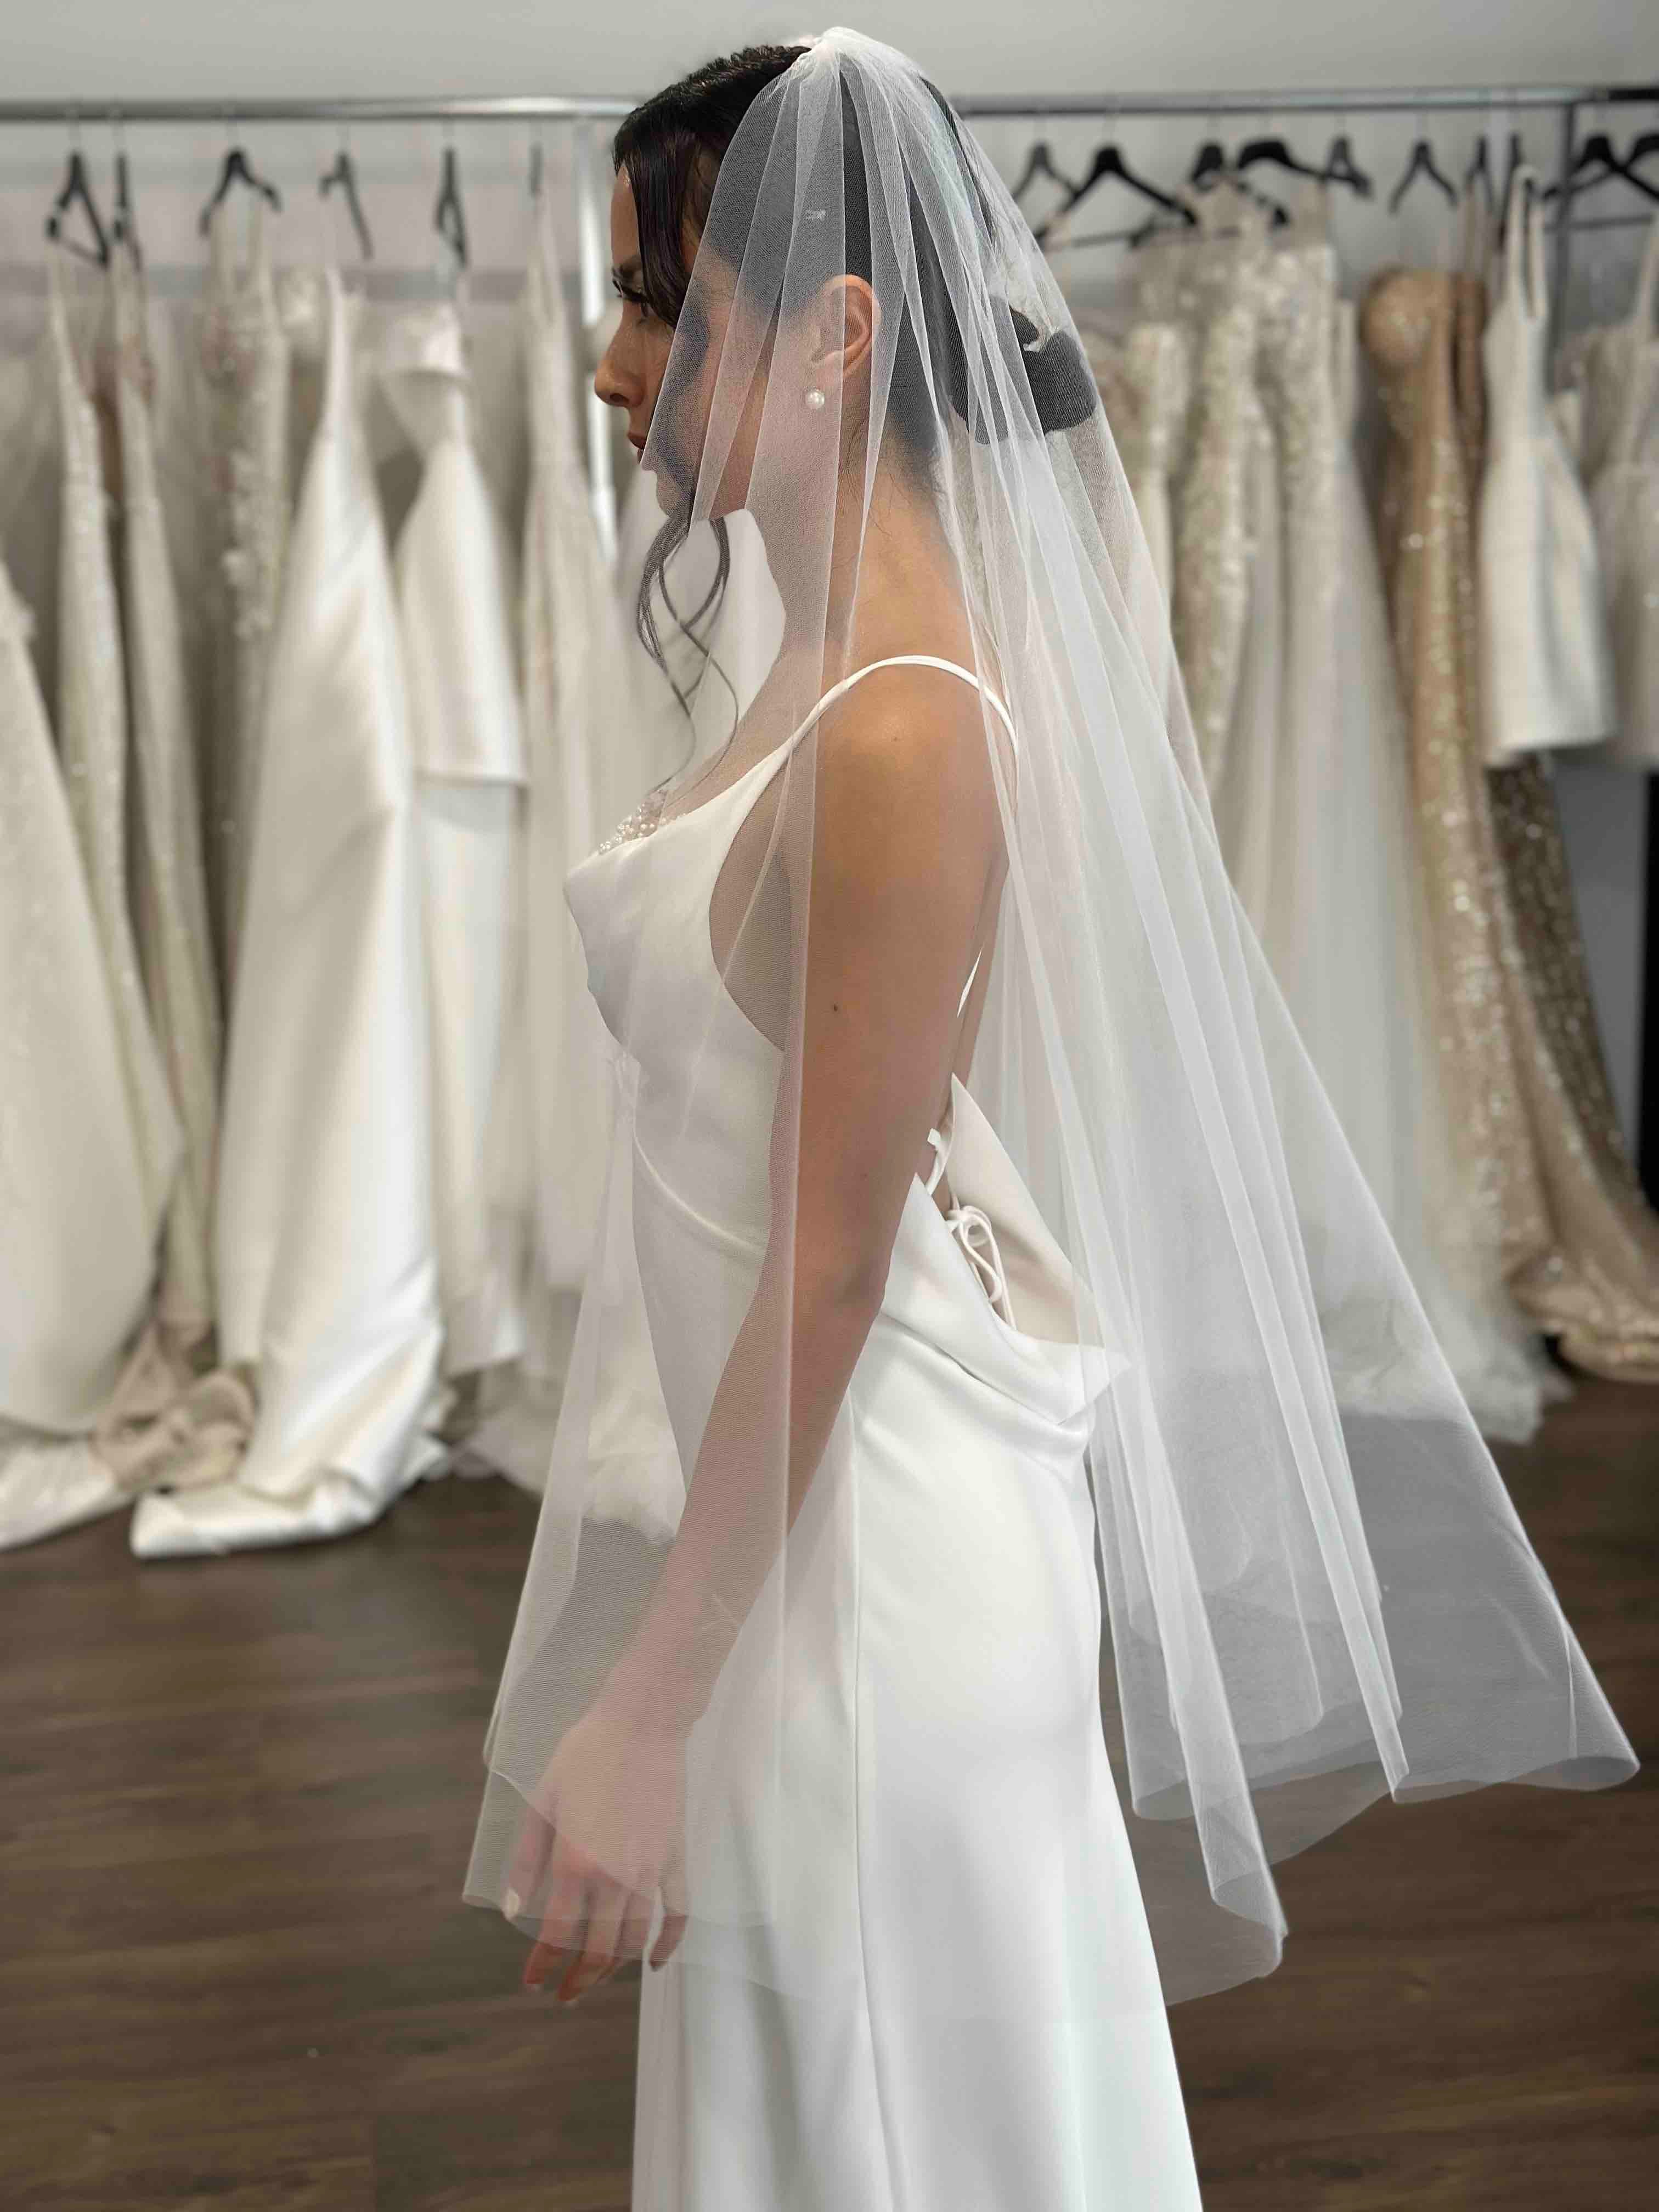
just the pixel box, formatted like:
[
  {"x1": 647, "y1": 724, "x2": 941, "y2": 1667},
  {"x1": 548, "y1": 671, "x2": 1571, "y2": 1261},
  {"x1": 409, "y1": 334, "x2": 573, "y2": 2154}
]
[
  {"x1": 47, "y1": 249, "x2": 180, "y2": 1247},
  {"x1": 196, "y1": 191, "x2": 292, "y2": 1004},
  {"x1": 111, "y1": 236, "x2": 222, "y2": 1351}
]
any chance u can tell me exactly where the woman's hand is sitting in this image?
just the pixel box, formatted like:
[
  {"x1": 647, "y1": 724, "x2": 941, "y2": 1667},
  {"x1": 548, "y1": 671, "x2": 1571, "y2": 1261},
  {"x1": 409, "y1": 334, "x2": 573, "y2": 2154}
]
[{"x1": 507, "y1": 1688, "x2": 690, "y2": 2002}]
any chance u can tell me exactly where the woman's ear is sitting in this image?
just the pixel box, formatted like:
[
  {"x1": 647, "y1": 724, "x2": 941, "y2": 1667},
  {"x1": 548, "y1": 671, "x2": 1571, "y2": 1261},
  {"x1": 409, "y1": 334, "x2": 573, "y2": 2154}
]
[{"x1": 813, "y1": 274, "x2": 879, "y2": 391}]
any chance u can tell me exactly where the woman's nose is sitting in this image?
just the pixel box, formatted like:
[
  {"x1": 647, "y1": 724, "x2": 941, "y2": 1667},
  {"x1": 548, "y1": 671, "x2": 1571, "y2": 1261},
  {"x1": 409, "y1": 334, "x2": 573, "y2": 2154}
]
[{"x1": 594, "y1": 337, "x2": 635, "y2": 413}]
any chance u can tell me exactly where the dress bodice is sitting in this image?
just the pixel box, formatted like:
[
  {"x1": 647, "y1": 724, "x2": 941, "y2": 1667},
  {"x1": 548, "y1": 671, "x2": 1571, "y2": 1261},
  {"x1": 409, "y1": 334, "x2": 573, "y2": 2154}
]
[
  {"x1": 566, "y1": 652, "x2": 1122, "y2": 1453},
  {"x1": 566, "y1": 654, "x2": 1019, "y2": 1254}
]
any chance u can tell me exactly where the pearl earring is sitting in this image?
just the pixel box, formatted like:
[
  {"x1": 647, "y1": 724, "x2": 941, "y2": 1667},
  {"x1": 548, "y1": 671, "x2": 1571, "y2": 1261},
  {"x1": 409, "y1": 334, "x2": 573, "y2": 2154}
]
[{"x1": 805, "y1": 387, "x2": 826, "y2": 409}]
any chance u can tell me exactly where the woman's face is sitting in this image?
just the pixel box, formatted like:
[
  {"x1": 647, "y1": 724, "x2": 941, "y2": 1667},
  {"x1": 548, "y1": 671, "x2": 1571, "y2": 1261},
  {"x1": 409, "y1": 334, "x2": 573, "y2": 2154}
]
[
  {"x1": 595, "y1": 162, "x2": 867, "y2": 525},
  {"x1": 594, "y1": 165, "x2": 765, "y2": 521}
]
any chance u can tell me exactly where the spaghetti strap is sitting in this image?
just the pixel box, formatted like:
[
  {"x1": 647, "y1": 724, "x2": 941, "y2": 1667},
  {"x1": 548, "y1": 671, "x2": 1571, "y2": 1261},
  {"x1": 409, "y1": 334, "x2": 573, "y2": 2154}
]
[
  {"x1": 790, "y1": 652, "x2": 1020, "y2": 756},
  {"x1": 790, "y1": 654, "x2": 1014, "y2": 1022}
]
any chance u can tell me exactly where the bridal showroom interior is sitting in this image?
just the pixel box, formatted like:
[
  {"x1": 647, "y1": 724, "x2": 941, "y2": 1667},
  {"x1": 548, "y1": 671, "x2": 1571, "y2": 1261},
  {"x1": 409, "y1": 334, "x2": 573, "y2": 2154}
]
[{"x1": 1, "y1": 2, "x2": 1653, "y2": 2207}]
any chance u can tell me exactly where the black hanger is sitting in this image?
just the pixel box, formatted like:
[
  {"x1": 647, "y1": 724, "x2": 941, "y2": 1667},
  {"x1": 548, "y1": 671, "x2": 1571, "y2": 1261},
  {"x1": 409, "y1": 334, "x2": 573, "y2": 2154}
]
[
  {"x1": 1624, "y1": 124, "x2": 1659, "y2": 170},
  {"x1": 320, "y1": 146, "x2": 374, "y2": 260},
  {"x1": 109, "y1": 145, "x2": 142, "y2": 267},
  {"x1": 434, "y1": 143, "x2": 469, "y2": 269},
  {"x1": 1387, "y1": 134, "x2": 1458, "y2": 215},
  {"x1": 1498, "y1": 130, "x2": 1527, "y2": 226},
  {"x1": 1322, "y1": 133, "x2": 1372, "y2": 197},
  {"x1": 1542, "y1": 129, "x2": 1659, "y2": 208},
  {"x1": 198, "y1": 144, "x2": 283, "y2": 238},
  {"x1": 44, "y1": 145, "x2": 110, "y2": 266},
  {"x1": 1012, "y1": 138, "x2": 1076, "y2": 208},
  {"x1": 1187, "y1": 135, "x2": 1229, "y2": 189},
  {"x1": 1464, "y1": 134, "x2": 1493, "y2": 204},
  {"x1": 1235, "y1": 131, "x2": 1325, "y2": 183},
  {"x1": 1036, "y1": 139, "x2": 1194, "y2": 247}
]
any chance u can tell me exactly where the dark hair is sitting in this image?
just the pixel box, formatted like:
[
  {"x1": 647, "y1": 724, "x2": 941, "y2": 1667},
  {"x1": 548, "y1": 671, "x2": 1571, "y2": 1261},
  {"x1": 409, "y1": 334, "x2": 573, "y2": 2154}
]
[{"x1": 612, "y1": 42, "x2": 1096, "y2": 710}]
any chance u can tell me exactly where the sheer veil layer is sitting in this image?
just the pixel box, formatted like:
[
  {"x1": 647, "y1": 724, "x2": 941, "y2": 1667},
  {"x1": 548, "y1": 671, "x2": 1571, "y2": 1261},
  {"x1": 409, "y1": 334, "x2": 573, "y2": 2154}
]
[{"x1": 465, "y1": 27, "x2": 1637, "y2": 2013}]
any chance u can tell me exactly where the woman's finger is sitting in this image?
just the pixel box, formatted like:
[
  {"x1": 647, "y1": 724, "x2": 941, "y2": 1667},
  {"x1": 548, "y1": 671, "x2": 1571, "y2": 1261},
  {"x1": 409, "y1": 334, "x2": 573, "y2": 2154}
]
[
  {"x1": 523, "y1": 1844, "x2": 591, "y2": 1988},
  {"x1": 617, "y1": 1886, "x2": 656, "y2": 1964},
  {"x1": 648, "y1": 1908, "x2": 689, "y2": 1968},
  {"x1": 557, "y1": 1875, "x2": 629, "y2": 2001},
  {"x1": 505, "y1": 1795, "x2": 557, "y2": 1917}
]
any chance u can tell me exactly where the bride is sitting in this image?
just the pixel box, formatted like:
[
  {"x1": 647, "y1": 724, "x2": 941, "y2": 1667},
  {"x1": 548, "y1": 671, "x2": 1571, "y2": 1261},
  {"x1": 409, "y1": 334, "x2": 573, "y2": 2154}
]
[{"x1": 465, "y1": 31, "x2": 1636, "y2": 2208}]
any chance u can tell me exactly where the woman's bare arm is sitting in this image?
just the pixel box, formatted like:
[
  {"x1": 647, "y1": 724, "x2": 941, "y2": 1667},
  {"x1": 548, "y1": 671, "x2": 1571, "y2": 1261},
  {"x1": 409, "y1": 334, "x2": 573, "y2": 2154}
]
[{"x1": 601, "y1": 665, "x2": 1003, "y2": 1729}]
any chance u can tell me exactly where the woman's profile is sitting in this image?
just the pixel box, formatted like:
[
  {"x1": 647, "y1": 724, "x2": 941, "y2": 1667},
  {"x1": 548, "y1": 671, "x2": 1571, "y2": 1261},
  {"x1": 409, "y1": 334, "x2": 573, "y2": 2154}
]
[{"x1": 464, "y1": 30, "x2": 1637, "y2": 2206}]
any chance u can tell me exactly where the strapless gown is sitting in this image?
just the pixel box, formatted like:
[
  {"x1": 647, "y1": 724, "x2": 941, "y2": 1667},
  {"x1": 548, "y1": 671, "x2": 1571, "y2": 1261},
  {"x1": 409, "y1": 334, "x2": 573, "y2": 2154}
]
[{"x1": 563, "y1": 654, "x2": 1205, "y2": 2211}]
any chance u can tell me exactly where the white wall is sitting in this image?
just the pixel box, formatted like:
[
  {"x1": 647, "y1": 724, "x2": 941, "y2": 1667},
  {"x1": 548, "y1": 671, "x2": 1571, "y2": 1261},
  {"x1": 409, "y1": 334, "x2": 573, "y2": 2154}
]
[{"x1": 3, "y1": 2, "x2": 1654, "y2": 102}]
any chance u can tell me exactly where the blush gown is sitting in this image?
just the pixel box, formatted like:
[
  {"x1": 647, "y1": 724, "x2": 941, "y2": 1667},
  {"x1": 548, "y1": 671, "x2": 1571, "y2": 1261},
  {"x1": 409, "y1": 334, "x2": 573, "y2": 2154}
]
[{"x1": 562, "y1": 653, "x2": 1206, "y2": 2212}]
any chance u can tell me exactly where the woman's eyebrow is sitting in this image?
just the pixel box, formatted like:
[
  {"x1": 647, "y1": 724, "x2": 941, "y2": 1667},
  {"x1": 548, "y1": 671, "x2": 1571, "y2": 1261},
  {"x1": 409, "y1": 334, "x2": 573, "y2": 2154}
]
[{"x1": 612, "y1": 257, "x2": 644, "y2": 283}]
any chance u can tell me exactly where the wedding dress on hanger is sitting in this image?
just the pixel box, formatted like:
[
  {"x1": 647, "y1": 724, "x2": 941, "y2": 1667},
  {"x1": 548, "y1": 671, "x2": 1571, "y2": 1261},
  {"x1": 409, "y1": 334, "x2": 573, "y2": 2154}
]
[
  {"x1": 381, "y1": 294, "x2": 528, "y2": 1387},
  {"x1": 195, "y1": 191, "x2": 292, "y2": 1005},
  {"x1": 1361, "y1": 228, "x2": 1558, "y2": 1301},
  {"x1": 1147, "y1": 189, "x2": 1274, "y2": 789},
  {"x1": 1323, "y1": 295, "x2": 1557, "y2": 1440},
  {"x1": 47, "y1": 247, "x2": 181, "y2": 1250},
  {"x1": 133, "y1": 266, "x2": 445, "y2": 1559},
  {"x1": 1477, "y1": 168, "x2": 1616, "y2": 762},
  {"x1": 0, "y1": 537, "x2": 161, "y2": 1547},
  {"x1": 1560, "y1": 210, "x2": 1659, "y2": 767},
  {"x1": 0, "y1": 260, "x2": 187, "y2": 1548},
  {"x1": 111, "y1": 234, "x2": 222, "y2": 1354},
  {"x1": 1454, "y1": 193, "x2": 1659, "y2": 1378},
  {"x1": 1076, "y1": 321, "x2": 1190, "y2": 611}
]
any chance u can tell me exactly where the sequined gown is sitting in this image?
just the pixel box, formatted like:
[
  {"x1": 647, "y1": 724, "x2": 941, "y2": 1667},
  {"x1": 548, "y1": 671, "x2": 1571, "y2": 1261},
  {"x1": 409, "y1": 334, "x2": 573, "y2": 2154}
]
[
  {"x1": 1364, "y1": 263, "x2": 1659, "y2": 1383},
  {"x1": 1172, "y1": 228, "x2": 1550, "y2": 1438},
  {"x1": 1462, "y1": 273, "x2": 1659, "y2": 1381},
  {"x1": 1163, "y1": 236, "x2": 1267, "y2": 786},
  {"x1": 1360, "y1": 267, "x2": 1556, "y2": 1296}
]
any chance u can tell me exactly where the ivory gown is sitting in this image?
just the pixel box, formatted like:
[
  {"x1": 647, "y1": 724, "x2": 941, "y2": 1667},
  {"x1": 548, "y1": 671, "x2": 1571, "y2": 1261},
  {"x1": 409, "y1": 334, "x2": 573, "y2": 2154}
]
[{"x1": 562, "y1": 654, "x2": 1206, "y2": 2212}]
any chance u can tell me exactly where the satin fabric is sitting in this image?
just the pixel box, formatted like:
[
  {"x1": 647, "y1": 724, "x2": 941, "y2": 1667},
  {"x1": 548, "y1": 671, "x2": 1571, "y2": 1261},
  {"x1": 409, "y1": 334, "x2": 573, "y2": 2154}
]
[
  {"x1": 556, "y1": 657, "x2": 1198, "y2": 2210},
  {"x1": 1477, "y1": 172, "x2": 1617, "y2": 763},
  {"x1": 1573, "y1": 212, "x2": 1659, "y2": 769},
  {"x1": 382, "y1": 298, "x2": 528, "y2": 1381},
  {"x1": 0, "y1": 549, "x2": 154, "y2": 1433},
  {"x1": 133, "y1": 268, "x2": 444, "y2": 1558}
]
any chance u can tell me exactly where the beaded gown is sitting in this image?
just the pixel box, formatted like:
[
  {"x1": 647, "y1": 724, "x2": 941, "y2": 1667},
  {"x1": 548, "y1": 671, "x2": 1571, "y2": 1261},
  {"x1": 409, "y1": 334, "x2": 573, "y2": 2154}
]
[
  {"x1": 195, "y1": 193, "x2": 292, "y2": 1006},
  {"x1": 111, "y1": 236, "x2": 222, "y2": 1353},
  {"x1": 1137, "y1": 200, "x2": 1551, "y2": 1437}
]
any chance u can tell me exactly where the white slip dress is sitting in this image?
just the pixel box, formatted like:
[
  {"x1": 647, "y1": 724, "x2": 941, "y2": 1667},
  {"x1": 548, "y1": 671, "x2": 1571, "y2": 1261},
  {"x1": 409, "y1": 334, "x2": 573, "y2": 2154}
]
[
  {"x1": 563, "y1": 653, "x2": 1205, "y2": 2212},
  {"x1": 1477, "y1": 170, "x2": 1618, "y2": 761}
]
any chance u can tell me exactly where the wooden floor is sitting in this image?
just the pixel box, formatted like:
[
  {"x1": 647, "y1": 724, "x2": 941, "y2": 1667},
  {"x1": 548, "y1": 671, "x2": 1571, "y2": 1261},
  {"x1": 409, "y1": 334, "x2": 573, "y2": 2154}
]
[{"x1": 2, "y1": 1368, "x2": 1652, "y2": 2211}]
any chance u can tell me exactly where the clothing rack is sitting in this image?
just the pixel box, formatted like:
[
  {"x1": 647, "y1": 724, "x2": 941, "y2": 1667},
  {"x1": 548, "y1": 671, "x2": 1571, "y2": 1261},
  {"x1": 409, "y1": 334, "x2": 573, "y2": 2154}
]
[
  {"x1": 7, "y1": 74, "x2": 1659, "y2": 1189},
  {"x1": 3, "y1": 80, "x2": 1654, "y2": 337}
]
